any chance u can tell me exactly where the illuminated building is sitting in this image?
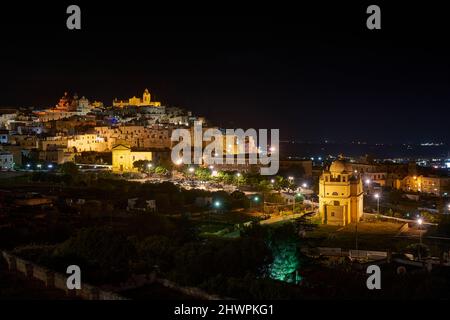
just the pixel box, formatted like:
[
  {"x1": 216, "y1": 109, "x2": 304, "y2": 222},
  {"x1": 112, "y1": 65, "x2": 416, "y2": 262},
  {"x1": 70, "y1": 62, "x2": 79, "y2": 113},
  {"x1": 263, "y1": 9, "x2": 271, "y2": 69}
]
[
  {"x1": 113, "y1": 89, "x2": 161, "y2": 108},
  {"x1": 112, "y1": 143, "x2": 152, "y2": 172},
  {"x1": 399, "y1": 175, "x2": 450, "y2": 197},
  {"x1": 95, "y1": 125, "x2": 171, "y2": 149},
  {"x1": 319, "y1": 159, "x2": 364, "y2": 226}
]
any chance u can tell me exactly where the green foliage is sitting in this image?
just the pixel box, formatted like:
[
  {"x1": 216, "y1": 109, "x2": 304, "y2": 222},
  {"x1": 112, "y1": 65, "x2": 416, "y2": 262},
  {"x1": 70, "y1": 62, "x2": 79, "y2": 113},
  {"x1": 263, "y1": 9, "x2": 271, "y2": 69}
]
[
  {"x1": 135, "y1": 235, "x2": 176, "y2": 271},
  {"x1": 172, "y1": 238, "x2": 271, "y2": 285},
  {"x1": 195, "y1": 167, "x2": 211, "y2": 181},
  {"x1": 133, "y1": 160, "x2": 152, "y2": 172},
  {"x1": 59, "y1": 162, "x2": 79, "y2": 176},
  {"x1": 53, "y1": 227, "x2": 136, "y2": 284},
  {"x1": 154, "y1": 166, "x2": 169, "y2": 175}
]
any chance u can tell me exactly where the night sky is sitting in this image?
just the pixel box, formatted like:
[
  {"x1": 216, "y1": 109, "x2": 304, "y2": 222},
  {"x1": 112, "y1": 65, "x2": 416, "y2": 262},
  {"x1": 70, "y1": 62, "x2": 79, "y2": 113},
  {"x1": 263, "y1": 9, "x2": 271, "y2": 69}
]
[{"x1": 1, "y1": 2, "x2": 449, "y2": 143}]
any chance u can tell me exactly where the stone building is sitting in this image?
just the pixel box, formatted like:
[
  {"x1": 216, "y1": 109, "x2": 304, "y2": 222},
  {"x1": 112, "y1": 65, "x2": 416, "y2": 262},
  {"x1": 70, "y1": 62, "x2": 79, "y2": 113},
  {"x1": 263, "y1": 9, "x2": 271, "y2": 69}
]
[
  {"x1": 319, "y1": 159, "x2": 364, "y2": 226},
  {"x1": 112, "y1": 144, "x2": 152, "y2": 173}
]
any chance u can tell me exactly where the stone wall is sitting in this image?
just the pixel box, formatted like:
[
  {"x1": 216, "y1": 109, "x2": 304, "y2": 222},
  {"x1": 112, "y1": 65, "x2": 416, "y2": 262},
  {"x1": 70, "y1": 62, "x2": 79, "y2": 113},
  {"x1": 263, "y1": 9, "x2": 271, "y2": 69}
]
[{"x1": 1, "y1": 251, "x2": 127, "y2": 300}]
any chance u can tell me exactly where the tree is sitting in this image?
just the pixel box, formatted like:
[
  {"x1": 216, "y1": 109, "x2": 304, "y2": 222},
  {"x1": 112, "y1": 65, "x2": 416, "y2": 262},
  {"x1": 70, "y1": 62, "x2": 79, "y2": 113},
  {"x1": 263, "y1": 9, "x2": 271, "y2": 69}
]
[
  {"x1": 54, "y1": 227, "x2": 136, "y2": 284},
  {"x1": 195, "y1": 167, "x2": 211, "y2": 181},
  {"x1": 60, "y1": 162, "x2": 79, "y2": 176},
  {"x1": 133, "y1": 160, "x2": 152, "y2": 172},
  {"x1": 155, "y1": 166, "x2": 169, "y2": 175}
]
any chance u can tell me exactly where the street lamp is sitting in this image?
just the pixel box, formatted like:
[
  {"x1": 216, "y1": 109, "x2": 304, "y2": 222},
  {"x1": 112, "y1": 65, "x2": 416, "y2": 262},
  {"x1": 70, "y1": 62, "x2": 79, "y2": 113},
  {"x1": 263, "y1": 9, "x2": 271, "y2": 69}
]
[
  {"x1": 374, "y1": 193, "x2": 380, "y2": 214},
  {"x1": 302, "y1": 182, "x2": 308, "y2": 189},
  {"x1": 365, "y1": 179, "x2": 371, "y2": 185},
  {"x1": 188, "y1": 167, "x2": 195, "y2": 173},
  {"x1": 270, "y1": 179, "x2": 275, "y2": 184},
  {"x1": 417, "y1": 218, "x2": 423, "y2": 245},
  {"x1": 147, "y1": 163, "x2": 153, "y2": 169}
]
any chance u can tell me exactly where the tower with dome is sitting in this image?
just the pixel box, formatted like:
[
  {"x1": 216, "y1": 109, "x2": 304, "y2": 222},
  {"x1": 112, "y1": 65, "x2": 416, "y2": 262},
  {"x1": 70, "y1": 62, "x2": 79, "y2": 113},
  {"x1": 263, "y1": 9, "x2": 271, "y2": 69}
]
[{"x1": 318, "y1": 158, "x2": 364, "y2": 226}]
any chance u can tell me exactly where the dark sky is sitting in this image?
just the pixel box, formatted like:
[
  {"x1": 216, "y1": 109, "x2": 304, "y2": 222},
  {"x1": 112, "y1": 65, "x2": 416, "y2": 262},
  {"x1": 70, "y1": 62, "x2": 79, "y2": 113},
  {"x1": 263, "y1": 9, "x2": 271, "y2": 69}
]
[{"x1": 1, "y1": 2, "x2": 449, "y2": 144}]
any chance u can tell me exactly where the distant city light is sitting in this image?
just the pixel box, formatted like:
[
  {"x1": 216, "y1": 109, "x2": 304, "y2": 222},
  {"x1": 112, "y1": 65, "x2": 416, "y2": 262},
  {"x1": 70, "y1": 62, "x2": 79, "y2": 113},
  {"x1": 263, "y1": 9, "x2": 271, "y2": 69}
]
[
  {"x1": 214, "y1": 201, "x2": 221, "y2": 208},
  {"x1": 47, "y1": 164, "x2": 53, "y2": 169},
  {"x1": 254, "y1": 196, "x2": 259, "y2": 202},
  {"x1": 318, "y1": 157, "x2": 322, "y2": 161},
  {"x1": 302, "y1": 183, "x2": 308, "y2": 188},
  {"x1": 417, "y1": 218, "x2": 423, "y2": 225},
  {"x1": 374, "y1": 193, "x2": 380, "y2": 199},
  {"x1": 147, "y1": 163, "x2": 153, "y2": 168},
  {"x1": 26, "y1": 164, "x2": 31, "y2": 168},
  {"x1": 209, "y1": 165, "x2": 214, "y2": 170},
  {"x1": 270, "y1": 179, "x2": 275, "y2": 184},
  {"x1": 365, "y1": 179, "x2": 371, "y2": 184},
  {"x1": 175, "y1": 159, "x2": 183, "y2": 165},
  {"x1": 269, "y1": 146, "x2": 276, "y2": 152},
  {"x1": 212, "y1": 170, "x2": 218, "y2": 176},
  {"x1": 36, "y1": 164, "x2": 42, "y2": 169},
  {"x1": 236, "y1": 173, "x2": 241, "y2": 177},
  {"x1": 288, "y1": 176, "x2": 294, "y2": 181}
]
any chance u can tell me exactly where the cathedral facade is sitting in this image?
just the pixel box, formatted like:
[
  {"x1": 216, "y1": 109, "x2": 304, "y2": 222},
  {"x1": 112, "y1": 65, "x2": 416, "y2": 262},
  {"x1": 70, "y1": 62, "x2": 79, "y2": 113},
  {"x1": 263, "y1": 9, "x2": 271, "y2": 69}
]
[
  {"x1": 113, "y1": 89, "x2": 161, "y2": 108},
  {"x1": 319, "y1": 159, "x2": 364, "y2": 226}
]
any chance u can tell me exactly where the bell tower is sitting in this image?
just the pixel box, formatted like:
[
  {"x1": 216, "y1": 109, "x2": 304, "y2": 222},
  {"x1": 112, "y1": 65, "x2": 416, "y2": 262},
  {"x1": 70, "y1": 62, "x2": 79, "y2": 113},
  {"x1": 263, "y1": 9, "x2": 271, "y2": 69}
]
[{"x1": 143, "y1": 89, "x2": 151, "y2": 105}]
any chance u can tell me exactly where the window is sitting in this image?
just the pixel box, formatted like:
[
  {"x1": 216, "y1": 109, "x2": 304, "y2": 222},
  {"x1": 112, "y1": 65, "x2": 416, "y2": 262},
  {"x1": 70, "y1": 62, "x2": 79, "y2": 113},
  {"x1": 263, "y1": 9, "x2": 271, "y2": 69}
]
[
  {"x1": 333, "y1": 201, "x2": 340, "y2": 206},
  {"x1": 331, "y1": 212, "x2": 335, "y2": 217}
]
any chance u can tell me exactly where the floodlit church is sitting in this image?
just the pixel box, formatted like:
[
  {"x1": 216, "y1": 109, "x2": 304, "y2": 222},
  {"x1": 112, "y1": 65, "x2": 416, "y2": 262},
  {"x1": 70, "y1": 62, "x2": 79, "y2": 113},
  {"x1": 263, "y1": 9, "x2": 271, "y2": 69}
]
[
  {"x1": 112, "y1": 143, "x2": 152, "y2": 173},
  {"x1": 113, "y1": 89, "x2": 161, "y2": 108},
  {"x1": 319, "y1": 159, "x2": 364, "y2": 226}
]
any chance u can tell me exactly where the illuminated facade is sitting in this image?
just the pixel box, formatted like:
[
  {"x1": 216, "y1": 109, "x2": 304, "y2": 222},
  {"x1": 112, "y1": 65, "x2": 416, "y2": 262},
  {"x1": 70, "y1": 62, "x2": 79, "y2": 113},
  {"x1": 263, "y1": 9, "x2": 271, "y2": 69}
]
[
  {"x1": 112, "y1": 144, "x2": 152, "y2": 173},
  {"x1": 95, "y1": 125, "x2": 171, "y2": 149},
  {"x1": 113, "y1": 89, "x2": 161, "y2": 108},
  {"x1": 319, "y1": 160, "x2": 364, "y2": 226},
  {"x1": 399, "y1": 175, "x2": 450, "y2": 196}
]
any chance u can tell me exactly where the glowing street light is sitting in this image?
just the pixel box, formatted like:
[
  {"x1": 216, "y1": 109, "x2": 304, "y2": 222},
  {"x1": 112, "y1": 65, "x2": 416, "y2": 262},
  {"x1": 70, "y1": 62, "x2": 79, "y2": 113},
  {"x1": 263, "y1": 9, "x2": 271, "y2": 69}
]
[
  {"x1": 374, "y1": 193, "x2": 380, "y2": 213},
  {"x1": 417, "y1": 218, "x2": 424, "y2": 249},
  {"x1": 270, "y1": 179, "x2": 275, "y2": 184},
  {"x1": 36, "y1": 164, "x2": 42, "y2": 169},
  {"x1": 147, "y1": 163, "x2": 153, "y2": 169},
  {"x1": 209, "y1": 165, "x2": 214, "y2": 170},
  {"x1": 188, "y1": 167, "x2": 195, "y2": 173},
  {"x1": 302, "y1": 183, "x2": 308, "y2": 188},
  {"x1": 47, "y1": 164, "x2": 53, "y2": 169},
  {"x1": 214, "y1": 201, "x2": 221, "y2": 208},
  {"x1": 365, "y1": 179, "x2": 371, "y2": 185}
]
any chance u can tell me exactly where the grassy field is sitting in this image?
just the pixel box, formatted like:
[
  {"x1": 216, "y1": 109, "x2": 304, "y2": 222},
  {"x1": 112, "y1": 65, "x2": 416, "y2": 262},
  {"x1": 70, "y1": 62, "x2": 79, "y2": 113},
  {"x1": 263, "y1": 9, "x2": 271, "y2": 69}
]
[{"x1": 303, "y1": 221, "x2": 415, "y2": 252}]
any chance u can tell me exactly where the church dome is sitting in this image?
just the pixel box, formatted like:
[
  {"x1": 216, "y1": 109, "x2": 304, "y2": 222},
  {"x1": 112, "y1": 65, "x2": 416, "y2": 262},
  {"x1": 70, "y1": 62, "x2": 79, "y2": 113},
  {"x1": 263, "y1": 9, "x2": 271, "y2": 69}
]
[{"x1": 329, "y1": 160, "x2": 347, "y2": 173}]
